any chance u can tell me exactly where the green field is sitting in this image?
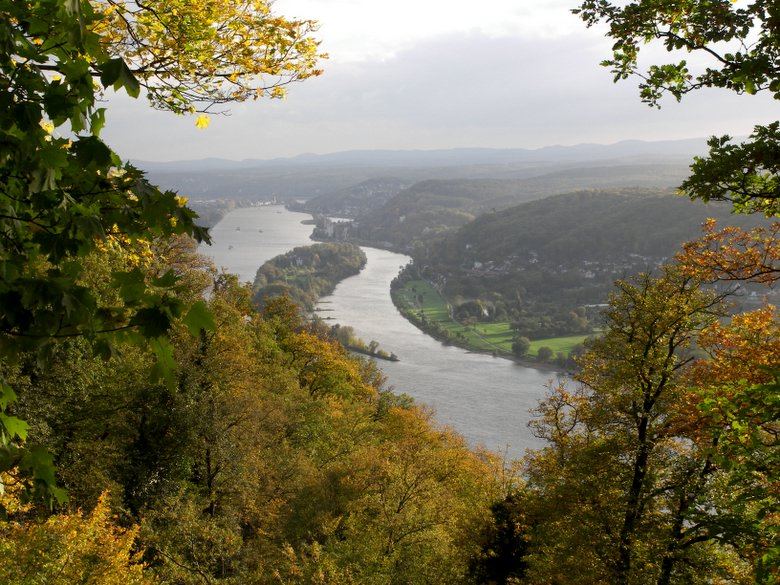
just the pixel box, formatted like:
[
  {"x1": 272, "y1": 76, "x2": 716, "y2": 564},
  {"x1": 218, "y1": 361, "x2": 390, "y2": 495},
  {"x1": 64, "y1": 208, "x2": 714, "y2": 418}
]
[{"x1": 394, "y1": 279, "x2": 589, "y2": 358}]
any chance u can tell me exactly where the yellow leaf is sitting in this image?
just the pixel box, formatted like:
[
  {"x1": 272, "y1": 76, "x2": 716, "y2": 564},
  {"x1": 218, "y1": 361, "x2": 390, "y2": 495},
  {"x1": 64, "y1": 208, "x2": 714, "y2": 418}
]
[{"x1": 194, "y1": 114, "x2": 211, "y2": 129}]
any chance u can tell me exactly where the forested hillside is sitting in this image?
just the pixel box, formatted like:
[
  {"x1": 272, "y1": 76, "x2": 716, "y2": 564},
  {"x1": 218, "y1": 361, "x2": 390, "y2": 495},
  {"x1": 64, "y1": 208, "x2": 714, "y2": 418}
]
[
  {"x1": 5, "y1": 239, "x2": 502, "y2": 582},
  {"x1": 412, "y1": 191, "x2": 768, "y2": 338},
  {"x1": 429, "y1": 190, "x2": 762, "y2": 267},
  {"x1": 347, "y1": 164, "x2": 690, "y2": 251},
  {"x1": 351, "y1": 179, "x2": 521, "y2": 248}
]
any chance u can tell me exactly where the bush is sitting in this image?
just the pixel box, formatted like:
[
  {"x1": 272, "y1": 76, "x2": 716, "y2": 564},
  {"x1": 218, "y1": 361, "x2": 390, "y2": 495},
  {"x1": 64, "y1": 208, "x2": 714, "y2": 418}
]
[
  {"x1": 512, "y1": 336, "x2": 531, "y2": 357},
  {"x1": 536, "y1": 346, "x2": 554, "y2": 363}
]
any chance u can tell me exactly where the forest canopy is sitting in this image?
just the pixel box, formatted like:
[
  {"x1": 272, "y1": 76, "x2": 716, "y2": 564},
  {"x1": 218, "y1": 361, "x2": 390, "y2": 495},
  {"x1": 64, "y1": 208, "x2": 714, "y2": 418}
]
[{"x1": 253, "y1": 243, "x2": 367, "y2": 311}]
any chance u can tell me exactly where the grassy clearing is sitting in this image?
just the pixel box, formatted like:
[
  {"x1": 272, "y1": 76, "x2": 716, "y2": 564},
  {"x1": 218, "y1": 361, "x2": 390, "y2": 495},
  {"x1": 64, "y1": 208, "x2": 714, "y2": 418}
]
[{"x1": 394, "y1": 279, "x2": 588, "y2": 358}]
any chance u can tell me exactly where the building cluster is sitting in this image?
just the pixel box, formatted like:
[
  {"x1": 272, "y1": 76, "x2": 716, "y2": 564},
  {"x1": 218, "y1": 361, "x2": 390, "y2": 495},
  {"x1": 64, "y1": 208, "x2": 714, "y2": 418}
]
[
  {"x1": 313, "y1": 216, "x2": 353, "y2": 241},
  {"x1": 457, "y1": 245, "x2": 672, "y2": 280}
]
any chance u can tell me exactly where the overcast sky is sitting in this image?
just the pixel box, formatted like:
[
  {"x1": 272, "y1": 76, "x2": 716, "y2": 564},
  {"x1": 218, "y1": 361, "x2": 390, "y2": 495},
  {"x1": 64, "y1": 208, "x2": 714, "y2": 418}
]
[{"x1": 103, "y1": 0, "x2": 776, "y2": 162}]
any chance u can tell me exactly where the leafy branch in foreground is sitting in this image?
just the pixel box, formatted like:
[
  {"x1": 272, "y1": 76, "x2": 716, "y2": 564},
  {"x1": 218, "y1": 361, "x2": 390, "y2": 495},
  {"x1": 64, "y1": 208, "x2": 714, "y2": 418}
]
[
  {"x1": 95, "y1": 0, "x2": 325, "y2": 113},
  {"x1": 682, "y1": 125, "x2": 780, "y2": 216},
  {"x1": 574, "y1": 0, "x2": 780, "y2": 105},
  {"x1": 0, "y1": 0, "x2": 319, "y2": 503},
  {"x1": 574, "y1": 0, "x2": 780, "y2": 216}
]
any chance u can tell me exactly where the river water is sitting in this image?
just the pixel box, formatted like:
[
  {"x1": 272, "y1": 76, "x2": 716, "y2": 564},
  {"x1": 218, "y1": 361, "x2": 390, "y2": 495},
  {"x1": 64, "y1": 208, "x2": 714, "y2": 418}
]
[{"x1": 201, "y1": 206, "x2": 559, "y2": 458}]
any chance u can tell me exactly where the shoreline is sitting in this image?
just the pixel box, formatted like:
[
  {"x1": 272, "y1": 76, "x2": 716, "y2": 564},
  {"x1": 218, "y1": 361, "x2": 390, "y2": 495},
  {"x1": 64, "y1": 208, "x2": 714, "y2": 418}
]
[
  {"x1": 389, "y1": 291, "x2": 570, "y2": 374},
  {"x1": 226, "y1": 207, "x2": 572, "y2": 375},
  {"x1": 344, "y1": 344, "x2": 400, "y2": 362}
]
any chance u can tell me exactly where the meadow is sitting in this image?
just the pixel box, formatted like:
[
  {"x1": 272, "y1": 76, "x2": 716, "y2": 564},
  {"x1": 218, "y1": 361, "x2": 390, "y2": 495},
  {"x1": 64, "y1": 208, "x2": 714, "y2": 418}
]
[{"x1": 394, "y1": 279, "x2": 588, "y2": 358}]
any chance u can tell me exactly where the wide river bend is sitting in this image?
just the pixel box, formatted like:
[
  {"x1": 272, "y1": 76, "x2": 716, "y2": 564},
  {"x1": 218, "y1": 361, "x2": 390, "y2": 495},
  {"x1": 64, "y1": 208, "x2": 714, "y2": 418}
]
[{"x1": 200, "y1": 206, "x2": 560, "y2": 458}]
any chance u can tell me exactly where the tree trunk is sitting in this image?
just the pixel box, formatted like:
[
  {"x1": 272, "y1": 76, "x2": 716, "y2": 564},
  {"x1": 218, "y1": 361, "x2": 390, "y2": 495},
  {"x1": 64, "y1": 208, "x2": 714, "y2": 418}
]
[{"x1": 616, "y1": 414, "x2": 650, "y2": 584}]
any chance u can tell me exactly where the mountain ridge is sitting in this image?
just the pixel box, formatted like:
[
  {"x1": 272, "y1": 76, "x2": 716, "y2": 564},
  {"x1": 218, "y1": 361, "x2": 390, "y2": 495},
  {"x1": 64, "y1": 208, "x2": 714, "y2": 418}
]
[{"x1": 133, "y1": 137, "x2": 711, "y2": 173}]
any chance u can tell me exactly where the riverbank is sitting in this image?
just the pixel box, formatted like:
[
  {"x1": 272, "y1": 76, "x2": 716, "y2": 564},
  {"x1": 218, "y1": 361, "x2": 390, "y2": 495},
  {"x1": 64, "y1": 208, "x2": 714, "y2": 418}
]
[
  {"x1": 344, "y1": 344, "x2": 400, "y2": 362},
  {"x1": 203, "y1": 209, "x2": 556, "y2": 456},
  {"x1": 309, "y1": 231, "x2": 412, "y2": 257},
  {"x1": 390, "y1": 278, "x2": 586, "y2": 374},
  {"x1": 309, "y1": 230, "x2": 585, "y2": 372},
  {"x1": 251, "y1": 241, "x2": 401, "y2": 359}
]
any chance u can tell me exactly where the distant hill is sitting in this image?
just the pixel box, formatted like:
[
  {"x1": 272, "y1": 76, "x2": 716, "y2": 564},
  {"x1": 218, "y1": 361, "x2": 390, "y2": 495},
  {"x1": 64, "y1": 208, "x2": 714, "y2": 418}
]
[
  {"x1": 429, "y1": 190, "x2": 763, "y2": 268},
  {"x1": 348, "y1": 164, "x2": 692, "y2": 250},
  {"x1": 135, "y1": 137, "x2": 708, "y2": 173},
  {"x1": 410, "y1": 190, "x2": 770, "y2": 340},
  {"x1": 350, "y1": 179, "x2": 538, "y2": 249},
  {"x1": 143, "y1": 166, "x2": 399, "y2": 202},
  {"x1": 133, "y1": 138, "x2": 704, "y2": 203},
  {"x1": 297, "y1": 177, "x2": 412, "y2": 217}
]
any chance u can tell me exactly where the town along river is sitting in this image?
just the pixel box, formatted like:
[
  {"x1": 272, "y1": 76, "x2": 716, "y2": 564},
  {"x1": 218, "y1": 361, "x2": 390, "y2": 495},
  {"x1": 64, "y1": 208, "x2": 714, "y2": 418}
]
[{"x1": 201, "y1": 206, "x2": 560, "y2": 458}]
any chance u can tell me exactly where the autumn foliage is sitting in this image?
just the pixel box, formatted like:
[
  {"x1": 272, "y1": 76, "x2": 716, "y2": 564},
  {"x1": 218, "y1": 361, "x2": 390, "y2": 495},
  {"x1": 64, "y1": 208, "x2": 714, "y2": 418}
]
[
  {"x1": 0, "y1": 492, "x2": 149, "y2": 584},
  {"x1": 95, "y1": 0, "x2": 325, "y2": 113},
  {"x1": 677, "y1": 220, "x2": 780, "y2": 285}
]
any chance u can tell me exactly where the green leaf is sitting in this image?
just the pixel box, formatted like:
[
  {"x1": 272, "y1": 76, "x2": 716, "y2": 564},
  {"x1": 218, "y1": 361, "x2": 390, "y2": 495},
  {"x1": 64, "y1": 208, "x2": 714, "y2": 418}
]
[
  {"x1": 73, "y1": 136, "x2": 112, "y2": 167},
  {"x1": 0, "y1": 383, "x2": 17, "y2": 410},
  {"x1": 130, "y1": 307, "x2": 172, "y2": 338},
  {"x1": 21, "y1": 446, "x2": 57, "y2": 487},
  {"x1": 112, "y1": 268, "x2": 147, "y2": 303},
  {"x1": 152, "y1": 269, "x2": 178, "y2": 288},
  {"x1": 99, "y1": 58, "x2": 141, "y2": 98},
  {"x1": 183, "y1": 301, "x2": 216, "y2": 336},
  {"x1": 50, "y1": 486, "x2": 68, "y2": 505},
  {"x1": 0, "y1": 414, "x2": 29, "y2": 441},
  {"x1": 90, "y1": 108, "x2": 106, "y2": 136},
  {"x1": 39, "y1": 143, "x2": 69, "y2": 169},
  {"x1": 150, "y1": 337, "x2": 177, "y2": 389}
]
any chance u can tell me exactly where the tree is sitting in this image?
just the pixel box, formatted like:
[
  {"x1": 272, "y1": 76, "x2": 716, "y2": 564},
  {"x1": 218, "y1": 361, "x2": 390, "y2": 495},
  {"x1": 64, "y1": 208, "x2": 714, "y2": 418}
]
[
  {"x1": 676, "y1": 218, "x2": 780, "y2": 285},
  {"x1": 684, "y1": 306, "x2": 780, "y2": 580},
  {"x1": 519, "y1": 265, "x2": 780, "y2": 583},
  {"x1": 468, "y1": 492, "x2": 530, "y2": 584},
  {"x1": 535, "y1": 346, "x2": 553, "y2": 363},
  {"x1": 575, "y1": 0, "x2": 779, "y2": 216},
  {"x1": 511, "y1": 336, "x2": 531, "y2": 358},
  {"x1": 0, "y1": 0, "x2": 322, "y2": 502}
]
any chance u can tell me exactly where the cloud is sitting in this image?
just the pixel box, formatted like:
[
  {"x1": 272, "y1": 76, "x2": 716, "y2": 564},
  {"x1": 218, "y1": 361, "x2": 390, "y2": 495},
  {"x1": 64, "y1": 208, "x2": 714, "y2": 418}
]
[
  {"x1": 102, "y1": 33, "x2": 777, "y2": 161},
  {"x1": 275, "y1": 0, "x2": 582, "y2": 61}
]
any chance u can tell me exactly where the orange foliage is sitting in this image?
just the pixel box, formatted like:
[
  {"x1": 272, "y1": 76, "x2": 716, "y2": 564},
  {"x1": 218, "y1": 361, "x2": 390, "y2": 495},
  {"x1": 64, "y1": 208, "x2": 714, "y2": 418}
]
[
  {"x1": 282, "y1": 330, "x2": 376, "y2": 400},
  {"x1": 677, "y1": 219, "x2": 780, "y2": 285},
  {"x1": 690, "y1": 305, "x2": 780, "y2": 387}
]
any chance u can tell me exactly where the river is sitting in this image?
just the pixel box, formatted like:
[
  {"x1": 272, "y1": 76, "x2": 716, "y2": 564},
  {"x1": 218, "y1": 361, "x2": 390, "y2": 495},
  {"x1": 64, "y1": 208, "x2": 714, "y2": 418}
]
[{"x1": 201, "y1": 206, "x2": 559, "y2": 458}]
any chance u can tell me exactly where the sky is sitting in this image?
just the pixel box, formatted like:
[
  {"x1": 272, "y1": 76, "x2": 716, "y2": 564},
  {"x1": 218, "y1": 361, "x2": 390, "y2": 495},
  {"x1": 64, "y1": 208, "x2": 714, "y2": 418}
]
[{"x1": 103, "y1": 0, "x2": 777, "y2": 162}]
